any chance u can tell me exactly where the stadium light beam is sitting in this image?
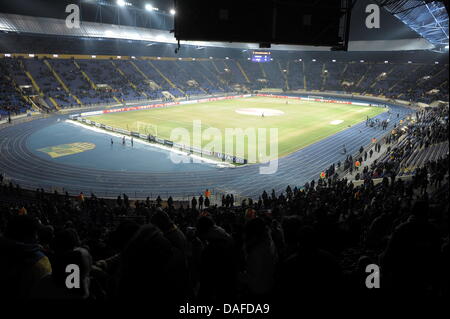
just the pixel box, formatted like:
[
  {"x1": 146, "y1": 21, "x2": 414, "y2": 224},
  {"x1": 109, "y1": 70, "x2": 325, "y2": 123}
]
[
  {"x1": 117, "y1": 0, "x2": 126, "y2": 7},
  {"x1": 145, "y1": 4, "x2": 154, "y2": 11},
  {"x1": 170, "y1": 9, "x2": 176, "y2": 15}
]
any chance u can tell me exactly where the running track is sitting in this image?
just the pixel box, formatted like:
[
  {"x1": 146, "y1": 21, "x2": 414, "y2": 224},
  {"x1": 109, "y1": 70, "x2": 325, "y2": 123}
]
[{"x1": 0, "y1": 103, "x2": 412, "y2": 199}]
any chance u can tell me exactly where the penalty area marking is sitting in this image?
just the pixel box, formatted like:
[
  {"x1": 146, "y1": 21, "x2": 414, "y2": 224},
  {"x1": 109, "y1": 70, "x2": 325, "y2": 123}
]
[
  {"x1": 329, "y1": 120, "x2": 344, "y2": 125},
  {"x1": 235, "y1": 108, "x2": 284, "y2": 116}
]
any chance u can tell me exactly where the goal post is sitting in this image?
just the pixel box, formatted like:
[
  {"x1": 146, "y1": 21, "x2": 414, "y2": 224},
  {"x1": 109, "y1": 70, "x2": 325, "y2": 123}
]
[
  {"x1": 307, "y1": 95, "x2": 324, "y2": 100},
  {"x1": 136, "y1": 121, "x2": 158, "y2": 136}
]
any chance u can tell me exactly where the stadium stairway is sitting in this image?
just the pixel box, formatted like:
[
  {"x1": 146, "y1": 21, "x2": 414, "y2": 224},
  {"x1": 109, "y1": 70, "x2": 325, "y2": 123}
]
[
  {"x1": 24, "y1": 70, "x2": 60, "y2": 111},
  {"x1": 211, "y1": 59, "x2": 221, "y2": 74},
  {"x1": 259, "y1": 63, "x2": 267, "y2": 78},
  {"x1": 277, "y1": 61, "x2": 289, "y2": 90},
  {"x1": 111, "y1": 60, "x2": 147, "y2": 98},
  {"x1": 48, "y1": 96, "x2": 61, "y2": 110},
  {"x1": 23, "y1": 95, "x2": 41, "y2": 112},
  {"x1": 25, "y1": 71, "x2": 43, "y2": 97},
  {"x1": 321, "y1": 63, "x2": 328, "y2": 91},
  {"x1": 73, "y1": 60, "x2": 97, "y2": 90},
  {"x1": 44, "y1": 60, "x2": 82, "y2": 107},
  {"x1": 236, "y1": 60, "x2": 251, "y2": 83},
  {"x1": 400, "y1": 141, "x2": 449, "y2": 175},
  {"x1": 430, "y1": 67, "x2": 448, "y2": 82},
  {"x1": 174, "y1": 61, "x2": 208, "y2": 95},
  {"x1": 112, "y1": 96, "x2": 122, "y2": 104},
  {"x1": 129, "y1": 60, "x2": 159, "y2": 89},
  {"x1": 302, "y1": 61, "x2": 307, "y2": 90},
  {"x1": 147, "y1": 60, "x2": 185, "y2": 95},
  {"x1": 9, "y1": 75, "x2": 37, "y2": 112},
  {"x1": 196, "y1": 64, "x2": 222, "y2": 92},
  {"x1": 355, "y1": 64, "x2": 372, "y2": 89},
  {"x1": 160, "y1": 91, "x2": 175, "y2": 100},
  {"x1": 197, "y1": 61, "x2": 226, "y2": 91}
]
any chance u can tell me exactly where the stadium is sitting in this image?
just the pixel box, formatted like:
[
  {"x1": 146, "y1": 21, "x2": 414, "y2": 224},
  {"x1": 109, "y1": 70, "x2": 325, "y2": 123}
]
[{"x1": 0, "y1": 0, "x2": 448, "y2": 309}]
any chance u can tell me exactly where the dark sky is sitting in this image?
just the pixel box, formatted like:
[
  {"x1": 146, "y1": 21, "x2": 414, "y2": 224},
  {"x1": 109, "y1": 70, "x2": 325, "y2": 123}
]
[{"x1": 0, "y1": 0, "x2": 421, "y2": 40}]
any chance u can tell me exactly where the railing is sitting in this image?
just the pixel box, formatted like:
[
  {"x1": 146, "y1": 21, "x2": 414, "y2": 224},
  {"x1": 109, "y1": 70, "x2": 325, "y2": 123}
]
[{"x1": 0, "y1": 176, "x2": 248, "y2": 207}]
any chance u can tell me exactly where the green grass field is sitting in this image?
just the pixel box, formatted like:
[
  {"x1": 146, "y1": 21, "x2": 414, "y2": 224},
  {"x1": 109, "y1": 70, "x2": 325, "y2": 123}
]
[{"x1": 89, "y1": 97, "x2": 385, "y2": 162}]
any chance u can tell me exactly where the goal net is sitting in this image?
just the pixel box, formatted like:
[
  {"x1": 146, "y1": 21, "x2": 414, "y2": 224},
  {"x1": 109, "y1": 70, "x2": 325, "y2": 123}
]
[
  {"x1": 136, "y1": 121, "x2": 158, "y2": 136},
  {"x1": 307, "y1": 95, "x2": 324, "y2": 100}
]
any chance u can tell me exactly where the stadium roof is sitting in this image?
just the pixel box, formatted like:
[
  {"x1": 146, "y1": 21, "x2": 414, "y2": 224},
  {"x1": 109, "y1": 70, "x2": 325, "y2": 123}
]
[
  {"x1": 0, "y1": 13, "x2": 435, "y2": 52},
  {"x1": 376, "y1": 0, "x2": 449, "y2": 48}
]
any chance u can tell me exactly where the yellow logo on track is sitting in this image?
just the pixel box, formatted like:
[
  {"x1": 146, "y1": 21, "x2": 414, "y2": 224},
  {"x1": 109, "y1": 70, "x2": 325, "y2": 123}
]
[{"x1": 37, "y1": 142, "x2": 96, "y2": 158}]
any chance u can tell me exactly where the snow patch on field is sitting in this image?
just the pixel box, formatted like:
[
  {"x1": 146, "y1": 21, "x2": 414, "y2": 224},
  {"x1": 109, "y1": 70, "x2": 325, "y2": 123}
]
[
  {"x1": 235, "y1": 108, "x2": 284, "y2": 116},
  {"x1": 65, "y1": 120, "x2": 234, "y2": 167},
  {"x1": 329, "y1": 120, "x2": 344, "y2": 125}
]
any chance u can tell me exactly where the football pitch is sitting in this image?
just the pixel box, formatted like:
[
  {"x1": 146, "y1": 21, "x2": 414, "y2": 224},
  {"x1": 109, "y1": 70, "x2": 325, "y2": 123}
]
[{"x1": 88, "y1": 96, "x2": 386, "y2": 162}]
